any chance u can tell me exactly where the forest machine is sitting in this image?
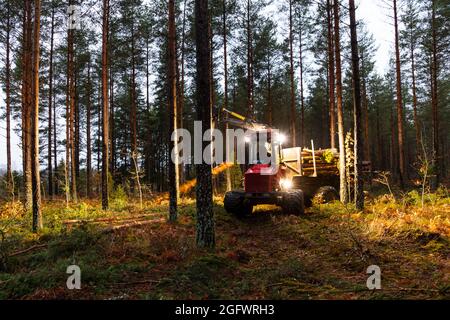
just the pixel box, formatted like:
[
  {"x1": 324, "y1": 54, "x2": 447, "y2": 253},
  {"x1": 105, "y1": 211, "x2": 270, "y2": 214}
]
[{"x1": 221, "y1": 108, "x2": 339, "y2": 216}]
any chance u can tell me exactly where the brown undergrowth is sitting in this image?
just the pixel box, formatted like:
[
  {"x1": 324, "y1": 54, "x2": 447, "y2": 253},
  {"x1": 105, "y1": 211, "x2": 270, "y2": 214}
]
[{"x1": 0, "y1": 191, "x2": 448, "y2": 300}]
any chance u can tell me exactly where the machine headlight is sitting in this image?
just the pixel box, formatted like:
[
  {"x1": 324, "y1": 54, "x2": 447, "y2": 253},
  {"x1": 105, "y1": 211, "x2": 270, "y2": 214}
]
[
  {"x1": 280, "y1": 178, "x2": 293, "y2": 190},
  {"x1": 275, "y1": 133, "x2": 287, "y2": 144}
]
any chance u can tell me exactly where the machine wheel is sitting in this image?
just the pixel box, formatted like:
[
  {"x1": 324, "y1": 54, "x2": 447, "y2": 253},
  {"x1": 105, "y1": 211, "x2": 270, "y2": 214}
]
[
  {"x1": 313, "y1": 186, "x2": 339, "y2": 204},
  {"x1": 281, "y1": 190, "x2": 305, "y2": 216},
  {"x1": 224, "y1": 191, "x2": 253, "y2": 217}
]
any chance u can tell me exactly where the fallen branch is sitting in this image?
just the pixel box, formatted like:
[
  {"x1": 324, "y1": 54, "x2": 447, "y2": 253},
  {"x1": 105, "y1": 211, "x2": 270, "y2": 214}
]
[
  {"x1": 110, "y1": 279, "x2": 161, "y2": 287},
  {"x1": 102, "y1": 218, "x2": 166, "y2": 233},
  {"x1": 268, "y1": 283, "x2": 444, "y2": 294},
  {"x1": 8, "y1": 244, "x2": 47, "y2": 257},
  {"x1": 63, "y1": 213, "x2": 162, "y2": 225}
]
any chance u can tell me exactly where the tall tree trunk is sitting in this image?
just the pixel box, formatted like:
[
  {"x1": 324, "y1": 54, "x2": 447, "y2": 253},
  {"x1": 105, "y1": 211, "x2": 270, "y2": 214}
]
[
  {"x1": 179, "y1": 0, "x2": 188, "y2": 185},
  {"x1": 299, "y1": 27, "x2": 305, "y2": 147},
  {"x1": 102, "y1": 0, "x2": 110, "y2": 210},
  {"x1": 266, "y1": 56, "x2": 272, "y2": 126},
  {"x1": 23, "y1": 0, "x2": 33, "y2": 214},
  {"x1": 5, "y1": 1, "x2": 13, "y2": 198},
  {"x1": 361, "y1": 51, "x2": 370, "y2": 164},
  {"x1": 246, "y1": 0, "x2": 254, "y2": 118},
  {"x1": 86, "y1": 63, "x2": 92, "y2": 197},
  {"x1": 130, "y1": 17, "x2": 138, "y2": 193},
  {"x1": 431, "y1": 0, "x2": 440, "y2": 183},
  {"x1": 53, "y1": 89, "x2": 57, "y2": 195},
  {"x1": 327, "y1": 0, "x2": 336, "y2": 149},
  {"x1": 145, "y1": 36, "x2": 151, "y2": 183},
  {"x1": 333, "y1": 0, "x2": 348, "y2": 203},
  {"x1": 68, "y1": 0, "x2": 77, "y2": 202},
  {"x1": 109, "y1": 67, "x2": 115, "y2": 176},
  {"x1": 390, "y1": 100, "x2": 397, "y2": 177},
  {"x1": 97, "y1": 83, "x2": 101, "y2": 175},
  {"x1": 288, "y1": 0, "x2": 296, "y2": 146},
  {"x1": 349, "y1": 0, "x2": 364, "y2": 210},
  {"x1": 195, "y1": 0, "x2": 215, "y2": 248},
  {"x1": 47, "y1": 6, "x2": 55, "y2": 199},
  {"x1": 376, "y1": 103, "x2": 383, "y2": 169},
  {"x1": 410, "y1": 33, "x2": 421, "y2": 155},
  {"x1": 65, "y1": 51, "x2": 70, "y2": 205},
  {"x1": 393, "y1": 0, "x2": 406, "y2": 187},
  {"x1": 74, "y1": 72, "x2": 80, "y2": 180},
  {"x1": 31, "y1": 0, "x2": 42, "y2": 231},
  {"x1": 168, "y1": 0, "x2": 179, "y2": 221},
  {"x1": 223, "y1": 0, "x2": 232, "y2": 191}
]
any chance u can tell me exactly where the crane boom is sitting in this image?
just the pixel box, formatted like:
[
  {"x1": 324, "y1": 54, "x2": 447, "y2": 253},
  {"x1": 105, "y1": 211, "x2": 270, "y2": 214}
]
[{"x1": 221, "y1": 108, "x2": 271, "y2": 131}]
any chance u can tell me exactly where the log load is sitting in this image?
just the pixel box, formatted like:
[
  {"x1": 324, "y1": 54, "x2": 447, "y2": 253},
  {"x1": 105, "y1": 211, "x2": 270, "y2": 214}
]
[{"x1": 286, "y1": 148, "x2": 371, "y2": 177}]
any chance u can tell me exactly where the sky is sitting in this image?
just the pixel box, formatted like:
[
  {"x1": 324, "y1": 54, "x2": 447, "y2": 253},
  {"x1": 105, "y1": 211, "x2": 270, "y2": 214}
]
[{"x1": 0, "y1": 0, "x2": 396, "y2": 171}]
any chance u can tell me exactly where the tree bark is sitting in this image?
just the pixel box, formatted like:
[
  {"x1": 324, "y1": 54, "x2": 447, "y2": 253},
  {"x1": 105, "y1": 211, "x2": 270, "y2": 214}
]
[
  {"x1": 47, "y1": 6, "x2": 55, "y2": 199},
  {"x1": 410, "y1": 31, "x2": 421, "y2": 155},
  {"x1": 179, "y1": 0, "x2": 188, "y2": 185},
  {"x1": 53, "y1": 88, "x2": 57, "y2": 195},
  {"x1": 168, "y1": 0, "x2": 180, "y2": 221},
  {"x1": 299, "y1": 27, "x2": 305, "y2": 147},
  {"x1": 333, "y1": 0, "x2": 348, "y2": 203},
  {"x1": 102, "y1": 0, "x2": 110, "y2": 210},
  {"x1": 289, "y1": 0, "x2": 296, "y2": 146},
  {"x1": 223, "y1": 0, "x2": 232, "y2": 191},
  {"x1": 266, "y1": 56, "x2": 272, "y2": 126},
  {"x1": 86, "y1": 63, "x2": 92, "y2": 197},
  {"x1": 5, "y1": 1, "x2": 13, "y2": 198},
  {"x1": 31, "y1": 0, "x2": 43, "y2": 231},
  {"x1": 361, "y1": 51, "x2": 370, "y2": 163},
  {"x1": 74, "y1": 72, "x2": 80, "y2": 181},
  {"x1": 68, "y1": 0, "x2": 77, "y2": 202},
  {"x1": 109, "y1": 65, "x2": 115, "y2": 176},
  {"x1": 431, "y1": 0, "x2": 440, "y2": 183},
  {"x1": 393, "y1": 0, "x2": 406, "y2": 187},
  {"x1": 22, "y1": 0, "x2": 33, "y2": 214},
  {"x1": 130, "y1": 15, "x2": 138, "y2": 193},
  {"x1": 349, "y1": 0, "x2": 364, "y2": 210},
  {"x1": 195, "y1": 0, "x2": 215, "y2": 248},
  {"x1": 327, "y1": 0, "x2": 336, "y2": 149},
  {"x1": 246, "y1": 0, "x2": 254, "y2": 118}
]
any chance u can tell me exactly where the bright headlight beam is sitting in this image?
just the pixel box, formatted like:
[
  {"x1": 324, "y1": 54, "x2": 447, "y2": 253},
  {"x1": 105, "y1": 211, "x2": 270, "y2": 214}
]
[
  {"x1": 276, "y1": 133, "x2": 287, "y2": 144},
  {"x1": 280, "y1": 178, "x2": 293, "y2": 190}
]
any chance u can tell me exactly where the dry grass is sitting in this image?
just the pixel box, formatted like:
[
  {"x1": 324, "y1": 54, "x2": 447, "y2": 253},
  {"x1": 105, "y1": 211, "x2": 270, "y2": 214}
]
[{"x1": 0, "y1": 190, "x2": 448, "y2": 300}]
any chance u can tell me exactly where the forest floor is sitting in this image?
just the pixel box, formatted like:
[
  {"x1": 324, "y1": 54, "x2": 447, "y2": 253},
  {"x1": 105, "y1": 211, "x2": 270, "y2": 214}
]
[{"x1": 0, "y1": 188, "x2": 449, "y2": 300}]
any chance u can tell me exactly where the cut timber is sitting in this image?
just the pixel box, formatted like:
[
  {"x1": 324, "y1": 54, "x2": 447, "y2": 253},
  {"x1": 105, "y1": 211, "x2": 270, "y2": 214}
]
[{"x1": 302, "y1": 165, "x2": 338, "y2": 171}]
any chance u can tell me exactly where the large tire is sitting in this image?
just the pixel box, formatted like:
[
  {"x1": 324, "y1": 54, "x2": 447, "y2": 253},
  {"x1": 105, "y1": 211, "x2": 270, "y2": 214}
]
[
  {"x1": 313, "y1": 186, "x2": 339, "y2": 204},
  {"x1": 281, "y1": 190, "x2": 305, "y2": 216},
  {"x1": 224, "y1": 191, "x2": 253, "y2": 217}
]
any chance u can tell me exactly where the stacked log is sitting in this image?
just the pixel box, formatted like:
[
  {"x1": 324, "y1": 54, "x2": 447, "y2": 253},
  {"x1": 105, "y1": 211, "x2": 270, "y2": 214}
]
[
  {"x1": 301, "y1": 148, "x2": 339, "y2": 176},
  {"x1": 299, "y1": 148, "x2": 371, "y2": 176}
]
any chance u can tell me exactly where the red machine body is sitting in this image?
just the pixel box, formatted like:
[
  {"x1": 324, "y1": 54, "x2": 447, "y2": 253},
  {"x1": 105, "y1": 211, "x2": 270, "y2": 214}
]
[{"x1": 244, "y1": 164, "x2": 285, "y2": 193}]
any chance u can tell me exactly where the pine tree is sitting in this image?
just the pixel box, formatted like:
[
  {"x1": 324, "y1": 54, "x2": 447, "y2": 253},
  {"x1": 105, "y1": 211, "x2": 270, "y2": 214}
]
[
  {"x1": 102, "y1": 0, "x2": 110, "y2": 210},
  {"x1": 393, "y1": 0, "x2": 406, "y2": 187},
  {"x1": 334, "y1": 0, "x2": 348, "y2": 203},
  {"x1": 349, "y1": 0, "x2": 363, "y2": 210},
  {"x1": 195, "y1": 0, "x2": 215, "y2": 248},
  {"x1": 31, "y1": 0, "x2": 43, "y2": 231},
  {"x1": 168, "y1": 0, "x2": 179, "y2": 221}
]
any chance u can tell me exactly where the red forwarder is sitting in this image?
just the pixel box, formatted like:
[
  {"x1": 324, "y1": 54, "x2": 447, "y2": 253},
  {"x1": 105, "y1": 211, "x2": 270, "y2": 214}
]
[{"x1": 221, "y1": 108, "x2": 339, "y2": 217}]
